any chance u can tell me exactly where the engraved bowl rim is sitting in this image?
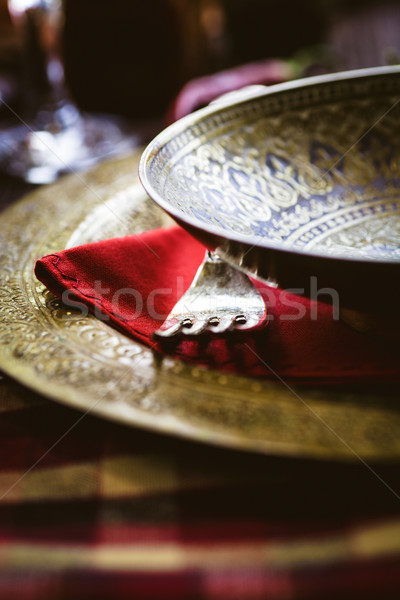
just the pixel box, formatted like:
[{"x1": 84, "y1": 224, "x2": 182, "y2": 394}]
[{"x1": 139, "y1": 65, "x2": 400, "y2": 267}]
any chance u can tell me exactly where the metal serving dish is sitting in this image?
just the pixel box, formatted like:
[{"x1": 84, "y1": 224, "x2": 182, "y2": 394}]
[{"x1": 139, "y1": 67, "x2": 400, "y2": 312}]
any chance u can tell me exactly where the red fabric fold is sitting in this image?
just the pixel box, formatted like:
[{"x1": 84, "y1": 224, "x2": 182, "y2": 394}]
[{"x1": 35, "y1": 227, "x2": 400, "y2": 384}]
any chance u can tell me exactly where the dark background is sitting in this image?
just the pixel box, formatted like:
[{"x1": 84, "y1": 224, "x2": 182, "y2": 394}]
[
  {"x1": 1, "y1": 0, "x2": 400, "y2": 123},
  {"x1": 64, "y1": 0, "x2": 400, "y2": 118}
]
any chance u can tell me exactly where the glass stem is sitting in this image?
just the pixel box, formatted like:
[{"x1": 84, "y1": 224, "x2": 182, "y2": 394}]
[{"x1": 11, "y1": 0, "x2": 71, "y2": 119}]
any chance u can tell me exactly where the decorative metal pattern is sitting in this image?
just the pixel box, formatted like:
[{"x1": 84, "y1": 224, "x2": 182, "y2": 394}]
[
  {"x1": 147, "y1": 87, "x2": 400, "y2": 261},
  {"x1": 1, "y1": 153, "x2": 400, "y2": 460},
  {"x1": 154, "y1": 251, "x2": 268, "y2": 337}
]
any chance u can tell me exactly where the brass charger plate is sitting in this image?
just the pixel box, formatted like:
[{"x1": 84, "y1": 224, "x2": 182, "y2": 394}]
[{"x1": 0, "y1": 151, "x2": 400, "y2": 461}]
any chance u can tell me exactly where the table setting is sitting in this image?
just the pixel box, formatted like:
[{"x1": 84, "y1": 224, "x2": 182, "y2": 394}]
[{"x1": 1, "y1": 2, "x2": 400, "y2": 594}]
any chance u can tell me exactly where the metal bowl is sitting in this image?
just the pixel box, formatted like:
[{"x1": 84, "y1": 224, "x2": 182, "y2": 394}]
[{"x1": 139, "y1": 67, "x2": 400, "y2": 312}]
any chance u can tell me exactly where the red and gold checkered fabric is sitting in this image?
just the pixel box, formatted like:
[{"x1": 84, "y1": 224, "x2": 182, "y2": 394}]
[{"x1": 1, "y1": 375, "x2": 400, "y2": 599}]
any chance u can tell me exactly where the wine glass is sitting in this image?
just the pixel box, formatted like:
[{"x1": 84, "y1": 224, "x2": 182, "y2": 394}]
[{"x1": 0, "y1": 0, "x2": 138, "y2": 184}]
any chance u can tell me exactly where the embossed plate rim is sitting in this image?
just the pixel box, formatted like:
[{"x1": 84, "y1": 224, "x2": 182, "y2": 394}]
[{"x1": 1, "y1": 152, "x2": 400, "y2": 462}]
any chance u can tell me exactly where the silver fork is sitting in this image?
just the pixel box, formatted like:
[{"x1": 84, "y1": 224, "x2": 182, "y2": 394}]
[{"x1": 153, "y1": 251, "x2": 267, "y2": 339}]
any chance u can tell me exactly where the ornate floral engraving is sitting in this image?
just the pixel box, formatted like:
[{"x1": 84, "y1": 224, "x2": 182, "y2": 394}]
[
  {"x1": 148, "y1": 79, "x2": 400, "y2": 261},
  {"x1": 1, "y1": 128, "x2": 400, "y2": 460}
]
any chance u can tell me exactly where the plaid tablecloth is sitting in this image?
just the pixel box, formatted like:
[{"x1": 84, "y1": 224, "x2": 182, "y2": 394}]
[{"x1": 1, "y1": 373, "x2": 400, "y2": 599}]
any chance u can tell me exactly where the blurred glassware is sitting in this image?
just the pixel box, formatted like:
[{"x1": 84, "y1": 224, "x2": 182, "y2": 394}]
[{"x1": 0, "y1": 0, "x2": 138, "y2": 184}]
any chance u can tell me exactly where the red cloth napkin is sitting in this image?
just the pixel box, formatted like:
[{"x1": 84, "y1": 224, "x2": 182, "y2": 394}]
[{"x1": 35, "y1": 227, "x2": 400, "y2": 385}]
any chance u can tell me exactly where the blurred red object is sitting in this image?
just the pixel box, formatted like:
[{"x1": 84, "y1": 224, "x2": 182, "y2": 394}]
[{"x1": 165, "y1": 58, "x2": 293, "y2": 123}]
